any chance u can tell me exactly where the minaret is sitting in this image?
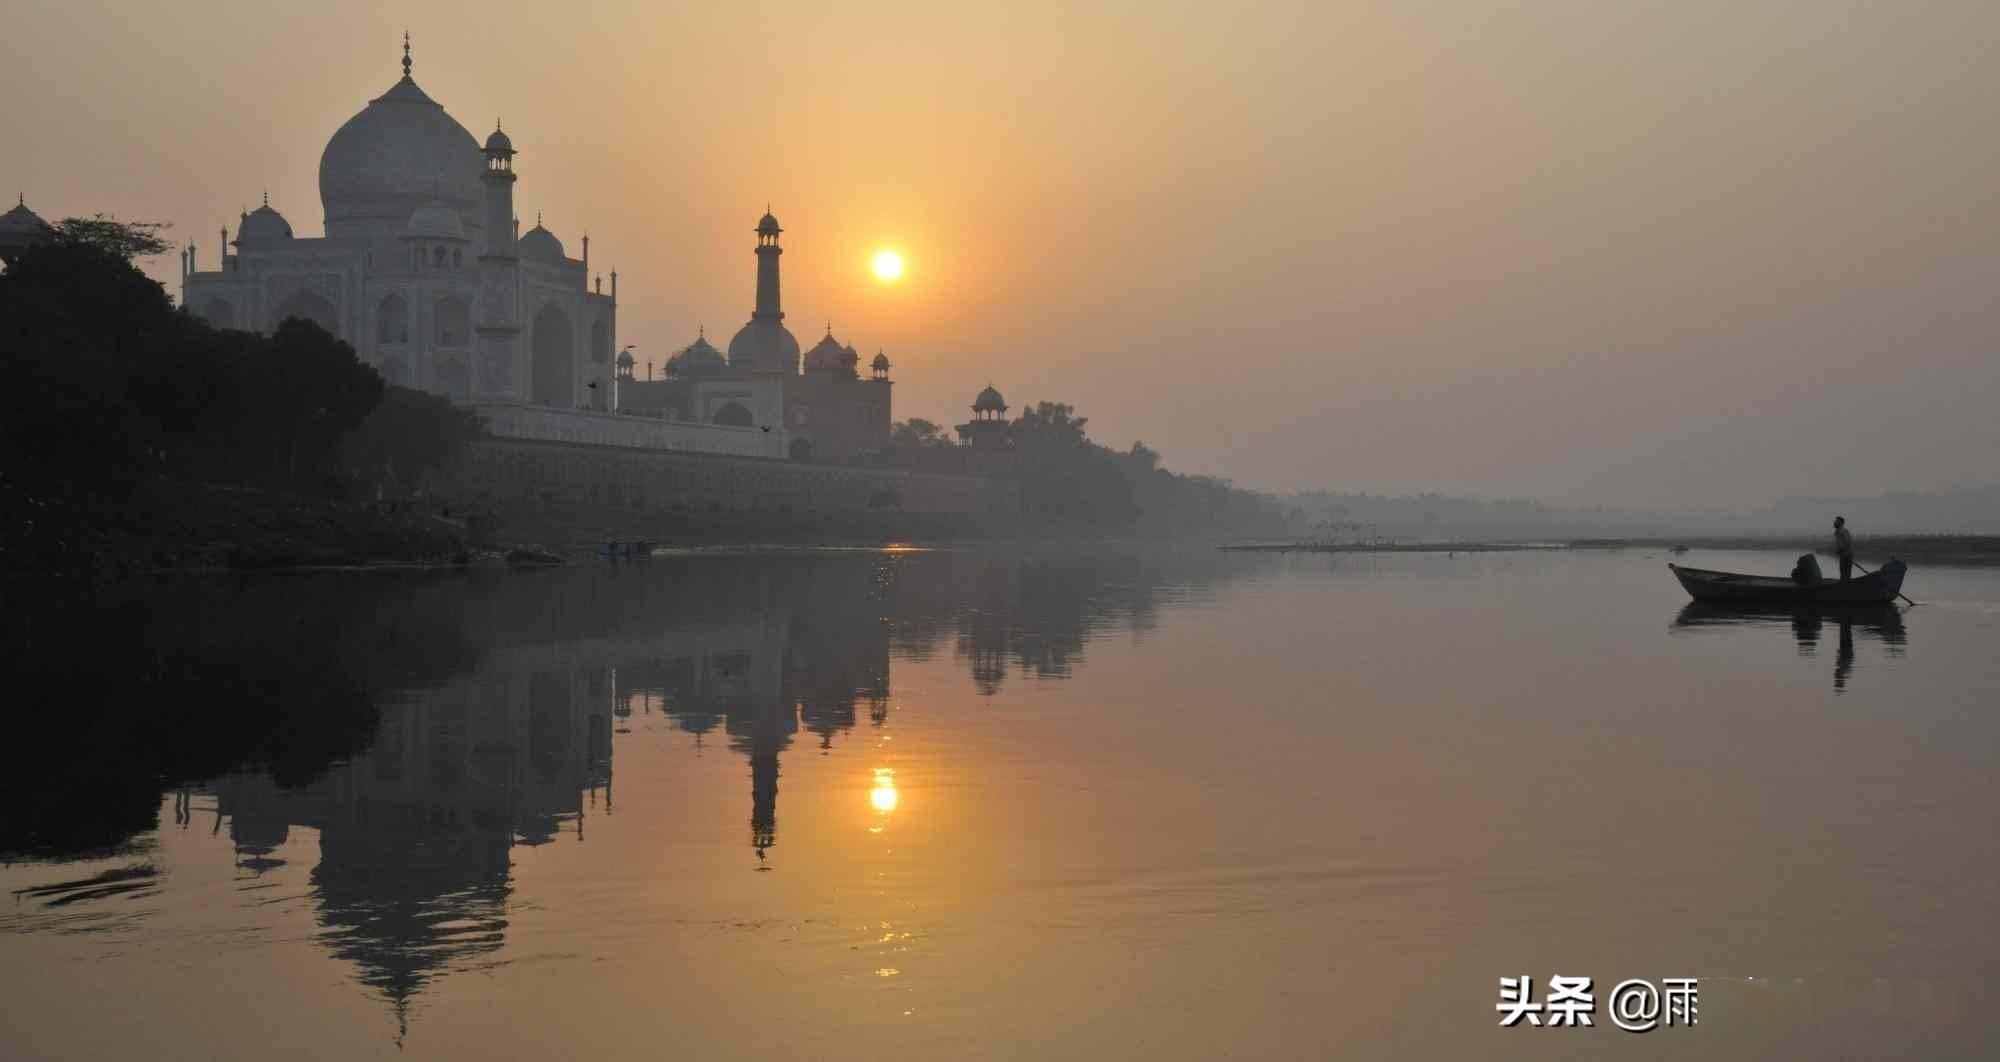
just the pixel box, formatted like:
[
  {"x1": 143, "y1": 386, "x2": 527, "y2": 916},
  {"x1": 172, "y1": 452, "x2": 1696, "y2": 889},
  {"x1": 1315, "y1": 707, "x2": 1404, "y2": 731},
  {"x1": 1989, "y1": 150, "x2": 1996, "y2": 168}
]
[
  {"x1": 476, "y1": 120, "x2": 522, "y2": 399},
  {"x1": 481, "y1": 121, "x2": 516, "y2": 252},
  {"x1": 754, "y1": 210, "x2": 784, "y2": 322}
]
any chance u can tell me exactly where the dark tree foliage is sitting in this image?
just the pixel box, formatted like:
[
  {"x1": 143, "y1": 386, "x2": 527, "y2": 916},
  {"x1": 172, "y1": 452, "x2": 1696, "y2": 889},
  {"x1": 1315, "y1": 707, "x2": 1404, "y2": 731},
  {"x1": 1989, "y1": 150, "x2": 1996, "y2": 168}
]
[
  {"x1": 1, "y1": 237, "x2": 188, "y2": 547},
  {"x1": 340, "y1": 383, "x2": 486, "y2": 493},
  {"x1": 888, "y1": 417, "x2": 953, "y2": 449},
  {"x1": 50, "y1": 214, "x2": 175, "y2": 259},
  {"x1": 1004, "y1": 400, "x2": 1296, "y2": 536},
  {"x1": 0, "y1": 226, "x2": 416, "y2": 573}
]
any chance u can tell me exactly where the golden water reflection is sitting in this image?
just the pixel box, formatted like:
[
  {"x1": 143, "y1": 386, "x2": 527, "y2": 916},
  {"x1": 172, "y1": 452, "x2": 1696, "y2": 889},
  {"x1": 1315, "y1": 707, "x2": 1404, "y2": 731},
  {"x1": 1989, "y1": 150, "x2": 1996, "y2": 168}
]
[
  {"x1": 870, "y1": 768, "x2": 899, "y2": 814},
  {"x1": 9, "y1": 549, "x2": 1994, "y2": 1058}
]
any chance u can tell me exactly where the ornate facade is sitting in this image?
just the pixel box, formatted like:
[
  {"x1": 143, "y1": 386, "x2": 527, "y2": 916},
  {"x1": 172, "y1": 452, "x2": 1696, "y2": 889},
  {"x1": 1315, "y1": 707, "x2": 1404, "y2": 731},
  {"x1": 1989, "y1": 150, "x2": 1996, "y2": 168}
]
[
  {"x1": 616, "y1": 210, "x2": 894, "y2": 464},
  {"x1": 179, "y1": 40, "x2": 617, "y2": 414}
]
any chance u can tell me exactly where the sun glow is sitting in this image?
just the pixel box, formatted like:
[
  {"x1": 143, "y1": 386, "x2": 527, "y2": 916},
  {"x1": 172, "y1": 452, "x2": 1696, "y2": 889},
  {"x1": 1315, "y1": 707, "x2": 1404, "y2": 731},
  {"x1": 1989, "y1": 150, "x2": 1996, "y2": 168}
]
[
  {"x1": 870, "y1": 768, "x2": 900, "y2": 812},
  {"x1": 871, "y1": 249, "x2": 905, "y2": 283}
]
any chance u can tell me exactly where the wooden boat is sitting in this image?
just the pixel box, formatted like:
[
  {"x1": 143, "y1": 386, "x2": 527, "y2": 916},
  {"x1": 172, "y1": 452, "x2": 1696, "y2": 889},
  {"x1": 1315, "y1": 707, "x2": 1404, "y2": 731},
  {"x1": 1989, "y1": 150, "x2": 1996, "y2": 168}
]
[{"x1": 1669, "y1": 559, "x2": 1906, "y2": 605}]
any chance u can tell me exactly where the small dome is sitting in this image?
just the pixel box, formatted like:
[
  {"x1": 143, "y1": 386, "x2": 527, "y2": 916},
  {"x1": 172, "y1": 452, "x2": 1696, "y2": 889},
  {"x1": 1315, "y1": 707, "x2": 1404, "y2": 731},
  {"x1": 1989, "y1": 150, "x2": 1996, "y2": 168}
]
[
  {"x1": 519, "y1": 223, "x2": 566, "y2": 265},
  {"x1": 0, "y1": 196, "x2": 53, "y2": 258},
  {"x1": 234, "y1": 202, "x2": 293, "y2": 247},
  {"x1": 973, "y1": 385, "x2": 1006, "y2": 412},
  {"x1": 756, "y1": 211, "x2": 781, "y2": 236},
  {"x1": 484, "y1": 122, "x2": 514, "y2": 156},
  {"x1": 871, "y1": 351, "x2": 891, "y2": 370},
  {"x1": 728, "y1": 317, "x2": 800, "y2": 375},
  {"x1": 615, "y1": 348, "x2": 635, "y2": 367},
  {"x1": 803, "y1": 330, "x2": 850, "y2": 372},
  {"x1": 404, "y1": 200, "x2": 465, "y2": 240},
  {"x1": 668, "y1": 333, "x2": 728, "y2": 377}
]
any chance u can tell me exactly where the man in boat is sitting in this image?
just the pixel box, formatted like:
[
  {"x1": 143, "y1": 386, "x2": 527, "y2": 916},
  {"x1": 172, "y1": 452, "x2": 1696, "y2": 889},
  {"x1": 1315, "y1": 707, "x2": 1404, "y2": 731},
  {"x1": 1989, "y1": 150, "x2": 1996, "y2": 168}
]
[{"x1": 1833, "y1": 516, "x2": 1854, "y2": 581}]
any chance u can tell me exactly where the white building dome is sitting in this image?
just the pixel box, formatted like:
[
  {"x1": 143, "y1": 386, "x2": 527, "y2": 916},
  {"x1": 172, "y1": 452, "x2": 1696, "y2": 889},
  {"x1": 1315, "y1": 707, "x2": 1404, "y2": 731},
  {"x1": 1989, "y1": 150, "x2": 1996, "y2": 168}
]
[
  {"x1": 234, "y1": 201, "x2": 293, "y2": 247},
  {"x1": 318, "y1": 55, "x2": 484, "y2": 242},
  {"x1": 518, "y1": 222, "x2": 566, "y2": 264},
  {"x1": 405, "y1": 200, "x2": 466, "y2": 241},
  {"x1": 0, "y1": 196, "x2": 54, "y2": 260}
]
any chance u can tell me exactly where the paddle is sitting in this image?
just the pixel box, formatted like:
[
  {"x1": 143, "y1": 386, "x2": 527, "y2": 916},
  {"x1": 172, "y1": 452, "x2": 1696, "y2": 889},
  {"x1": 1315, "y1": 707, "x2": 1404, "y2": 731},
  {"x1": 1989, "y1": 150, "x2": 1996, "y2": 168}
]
[{"x1": 1849, "y1": 557, "x2": 1919, "y2": 607}]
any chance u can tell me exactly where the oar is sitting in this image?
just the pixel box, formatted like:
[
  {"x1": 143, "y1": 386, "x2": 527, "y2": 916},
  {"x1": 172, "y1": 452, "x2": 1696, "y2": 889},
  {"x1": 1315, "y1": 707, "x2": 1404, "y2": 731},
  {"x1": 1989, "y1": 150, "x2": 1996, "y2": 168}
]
[{"x1": 1850, "y1": 557, "x2": 1919, "y2": 607}]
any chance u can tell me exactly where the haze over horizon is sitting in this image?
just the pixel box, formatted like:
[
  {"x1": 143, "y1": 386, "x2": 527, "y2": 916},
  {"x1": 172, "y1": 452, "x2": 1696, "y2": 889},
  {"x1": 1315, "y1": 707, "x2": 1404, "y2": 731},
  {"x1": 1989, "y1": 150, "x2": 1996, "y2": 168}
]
[{"x1": 6, "y1": 0, "x2": 1996, "y2": 508}]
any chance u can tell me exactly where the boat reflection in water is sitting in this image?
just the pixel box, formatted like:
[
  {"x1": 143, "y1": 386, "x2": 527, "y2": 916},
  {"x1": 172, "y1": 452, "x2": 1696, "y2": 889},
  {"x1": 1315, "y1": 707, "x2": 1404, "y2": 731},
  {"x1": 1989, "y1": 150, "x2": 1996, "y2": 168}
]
[{"x1": 1673, "y1": 601, "x2": 1908, "y2": 692}]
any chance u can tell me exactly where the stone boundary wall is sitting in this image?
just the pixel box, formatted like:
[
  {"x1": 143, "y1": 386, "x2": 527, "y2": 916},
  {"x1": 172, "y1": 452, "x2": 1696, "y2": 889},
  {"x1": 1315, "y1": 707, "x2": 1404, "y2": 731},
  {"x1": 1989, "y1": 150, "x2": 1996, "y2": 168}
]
[
  {"x1": 472, "y1": 401, "x2": 785, "y2": 459},
  {"x1": 437, "y1": 437, "x2": 1019, "y2": 516}
]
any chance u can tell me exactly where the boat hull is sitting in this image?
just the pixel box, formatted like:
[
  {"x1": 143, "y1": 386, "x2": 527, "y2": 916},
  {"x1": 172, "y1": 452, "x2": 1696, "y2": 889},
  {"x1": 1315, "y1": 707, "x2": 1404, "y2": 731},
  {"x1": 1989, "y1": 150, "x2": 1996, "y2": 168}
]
[{"x1": 1669, "y1": 560, "x2": 1906, "y2": 605}]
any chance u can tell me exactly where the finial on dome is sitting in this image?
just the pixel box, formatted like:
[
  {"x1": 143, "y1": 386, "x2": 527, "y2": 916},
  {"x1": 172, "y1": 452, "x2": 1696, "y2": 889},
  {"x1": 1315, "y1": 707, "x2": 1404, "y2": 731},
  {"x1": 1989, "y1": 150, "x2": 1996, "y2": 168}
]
[
  {"x1": 536, "y1": 210, "x2": 542, "y2": 226},
  {"x1": 262, "y1": 190, "x2": 268, "y2": 207},
  {"x1": 402, "y1": 31, "x2": 412, "y2": 78},
  {"x1": 495, "y1": 118, "x2": 503, "y2": 132}
]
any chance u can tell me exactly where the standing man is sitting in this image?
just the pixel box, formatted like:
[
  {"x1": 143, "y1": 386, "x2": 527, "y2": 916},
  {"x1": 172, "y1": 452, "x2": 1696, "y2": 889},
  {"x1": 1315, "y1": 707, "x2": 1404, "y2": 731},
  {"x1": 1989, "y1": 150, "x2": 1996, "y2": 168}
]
[{"x1": 1833, "y1": 516, "x2": 1855, "y2": 581}]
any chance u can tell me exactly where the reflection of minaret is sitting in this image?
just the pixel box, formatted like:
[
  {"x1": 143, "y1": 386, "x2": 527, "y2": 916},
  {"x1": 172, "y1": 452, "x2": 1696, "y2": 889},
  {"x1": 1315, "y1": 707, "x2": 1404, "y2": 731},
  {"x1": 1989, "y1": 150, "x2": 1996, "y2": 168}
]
[
  {"x1": 748, "y1": 731, "x2": 781, "y2": 860},
  {"x1": 620, "y1": 558, "x2": 894, "y2": 856}
]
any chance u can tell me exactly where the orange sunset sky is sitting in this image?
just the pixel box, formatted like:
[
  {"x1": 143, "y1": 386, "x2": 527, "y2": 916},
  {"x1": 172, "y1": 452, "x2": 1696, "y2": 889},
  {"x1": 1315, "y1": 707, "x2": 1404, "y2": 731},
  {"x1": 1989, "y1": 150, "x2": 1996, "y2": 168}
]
[{"x1": 5, "y1": 0, "x2": 1998, "y2": 506}]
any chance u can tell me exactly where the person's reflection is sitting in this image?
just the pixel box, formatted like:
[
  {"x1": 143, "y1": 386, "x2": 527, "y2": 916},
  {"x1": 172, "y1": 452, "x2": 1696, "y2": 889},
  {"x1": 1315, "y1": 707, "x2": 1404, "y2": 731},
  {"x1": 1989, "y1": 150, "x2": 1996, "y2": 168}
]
[
  {"x1": 1677, "y1": 603, "x2": 1907, "y2": 693},
  {"x1": 1835, "y1": 617, "x2": 1855, "y2": 692}
]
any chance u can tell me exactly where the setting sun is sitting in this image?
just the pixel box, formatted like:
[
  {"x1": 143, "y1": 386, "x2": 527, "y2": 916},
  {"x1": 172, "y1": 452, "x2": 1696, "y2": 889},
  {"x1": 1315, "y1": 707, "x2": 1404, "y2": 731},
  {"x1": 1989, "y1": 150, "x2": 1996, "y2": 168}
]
[{"x1": 871, "y1": 249, "x2": 905, "y2": 283}]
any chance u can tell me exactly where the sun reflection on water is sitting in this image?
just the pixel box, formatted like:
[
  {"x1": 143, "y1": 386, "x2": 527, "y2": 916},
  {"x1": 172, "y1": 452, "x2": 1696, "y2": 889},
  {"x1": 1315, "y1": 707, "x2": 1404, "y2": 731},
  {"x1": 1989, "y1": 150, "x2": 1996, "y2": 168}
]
[{"x1": 870, "y1": 768, "x2": 899, "y2": 813}]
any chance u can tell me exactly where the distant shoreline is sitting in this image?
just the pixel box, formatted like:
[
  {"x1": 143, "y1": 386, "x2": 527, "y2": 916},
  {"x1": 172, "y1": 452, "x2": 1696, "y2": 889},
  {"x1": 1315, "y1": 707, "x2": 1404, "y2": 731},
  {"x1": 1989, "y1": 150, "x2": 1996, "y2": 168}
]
[{"x1": 1222, "y1": 535, "x2": 2000, "y2": 565}]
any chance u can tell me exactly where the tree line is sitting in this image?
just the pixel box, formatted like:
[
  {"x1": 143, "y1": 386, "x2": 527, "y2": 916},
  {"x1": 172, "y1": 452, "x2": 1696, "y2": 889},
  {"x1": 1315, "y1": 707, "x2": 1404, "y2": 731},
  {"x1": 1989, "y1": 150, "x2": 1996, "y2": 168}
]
[
  {"x1": 890, "y1": 403, "x2": 1299, "y2": 536},
  {"x1": 0, "y1": 218, "x2": 480, "y2": 574}
]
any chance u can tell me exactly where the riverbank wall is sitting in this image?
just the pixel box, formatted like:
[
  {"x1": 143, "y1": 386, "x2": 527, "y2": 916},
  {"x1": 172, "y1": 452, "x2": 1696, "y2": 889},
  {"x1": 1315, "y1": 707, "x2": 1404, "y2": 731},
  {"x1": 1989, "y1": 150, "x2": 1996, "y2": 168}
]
[{"x1": 429, "y1": 437, "x2": 1020, "y2": 544}]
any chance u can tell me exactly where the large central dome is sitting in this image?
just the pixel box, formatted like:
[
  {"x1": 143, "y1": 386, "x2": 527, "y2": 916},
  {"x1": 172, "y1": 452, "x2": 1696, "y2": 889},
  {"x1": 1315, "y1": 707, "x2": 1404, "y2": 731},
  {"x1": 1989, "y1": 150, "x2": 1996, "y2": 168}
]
[{"x1": 319, "y1": 69, "x2": 484, "y2": 243}]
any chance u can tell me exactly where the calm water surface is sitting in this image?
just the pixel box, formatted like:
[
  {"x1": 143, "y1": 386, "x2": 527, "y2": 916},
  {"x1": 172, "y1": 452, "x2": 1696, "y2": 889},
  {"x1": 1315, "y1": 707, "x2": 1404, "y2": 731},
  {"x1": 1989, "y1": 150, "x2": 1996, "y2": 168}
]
[{"x1": 4, "y1": 547, "x2": 1998, "y2": 1059}]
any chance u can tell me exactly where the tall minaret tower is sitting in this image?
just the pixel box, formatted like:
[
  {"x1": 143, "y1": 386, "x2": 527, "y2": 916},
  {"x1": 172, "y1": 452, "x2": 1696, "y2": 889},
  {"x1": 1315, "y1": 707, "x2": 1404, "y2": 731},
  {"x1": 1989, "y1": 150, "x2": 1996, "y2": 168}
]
[
  {"x1": 475, "y1": 121, "x2": 522, "y2": 399},
  {"x1": 754, "y1": 209, "x2": 784, "y2": 322}
]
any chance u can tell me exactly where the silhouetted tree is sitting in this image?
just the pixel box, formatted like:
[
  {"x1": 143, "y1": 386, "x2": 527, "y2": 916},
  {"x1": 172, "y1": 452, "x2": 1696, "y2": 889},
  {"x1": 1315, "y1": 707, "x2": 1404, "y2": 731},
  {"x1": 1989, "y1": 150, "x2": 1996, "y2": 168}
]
[
  {"x1": 889, "y1": 417, "x2": 953, "y2": 449},
  {"x1": 0, "y1": 222, "x2": 444, "y2": 573},
  {"x1": 340, "y1": 384, "x2": 486, "y2": 493},
  {"x1": 50, "y1": 214, "x2": 174, "y2": 259}
]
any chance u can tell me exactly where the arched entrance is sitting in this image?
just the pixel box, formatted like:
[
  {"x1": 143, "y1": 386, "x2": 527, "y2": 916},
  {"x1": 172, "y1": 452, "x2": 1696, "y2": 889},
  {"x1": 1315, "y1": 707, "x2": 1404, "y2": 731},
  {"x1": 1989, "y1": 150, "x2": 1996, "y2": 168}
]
[
  {"x1": 531, "y1": 304, "x2": 573, "y2": 407},
  {"x1": 273, "y1": 291, "x2": 337, "y2": 335},
  {"x1": 788, "y1": 437, "x2": 814, "y2": 462},
  {"x1": 711, "y1": 402, "x2": 753, "y2": 428}
]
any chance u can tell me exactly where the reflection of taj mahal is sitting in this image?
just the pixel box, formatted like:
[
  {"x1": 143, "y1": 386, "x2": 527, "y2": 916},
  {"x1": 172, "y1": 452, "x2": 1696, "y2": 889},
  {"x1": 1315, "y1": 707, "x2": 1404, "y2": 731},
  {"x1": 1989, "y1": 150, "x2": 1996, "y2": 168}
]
[{"x1": 177, "y1": 39, "x2": 892, "y2": 464}]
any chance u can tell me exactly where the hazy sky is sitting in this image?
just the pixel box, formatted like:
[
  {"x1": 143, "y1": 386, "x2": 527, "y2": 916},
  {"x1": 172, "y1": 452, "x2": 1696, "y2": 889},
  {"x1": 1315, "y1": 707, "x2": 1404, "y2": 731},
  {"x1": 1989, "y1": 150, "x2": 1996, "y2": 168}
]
[{"x1": 6, "y1": 1, "x2": 1996, "y2": 506}]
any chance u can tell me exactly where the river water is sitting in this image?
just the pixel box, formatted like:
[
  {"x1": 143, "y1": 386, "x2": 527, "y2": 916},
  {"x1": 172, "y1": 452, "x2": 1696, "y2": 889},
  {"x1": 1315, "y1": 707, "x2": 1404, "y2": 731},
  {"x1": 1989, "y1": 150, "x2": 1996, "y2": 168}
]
[{"x1": 3, "y1": 546, "x2": 1997, "y2": 1059}]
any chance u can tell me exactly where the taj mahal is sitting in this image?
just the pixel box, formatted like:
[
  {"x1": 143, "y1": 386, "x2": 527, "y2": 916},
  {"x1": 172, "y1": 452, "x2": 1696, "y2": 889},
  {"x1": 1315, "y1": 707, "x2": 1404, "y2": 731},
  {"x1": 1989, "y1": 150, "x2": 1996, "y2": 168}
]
[{"x1": 177, "y1": 38, "x2": 894, "y2": 465}]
